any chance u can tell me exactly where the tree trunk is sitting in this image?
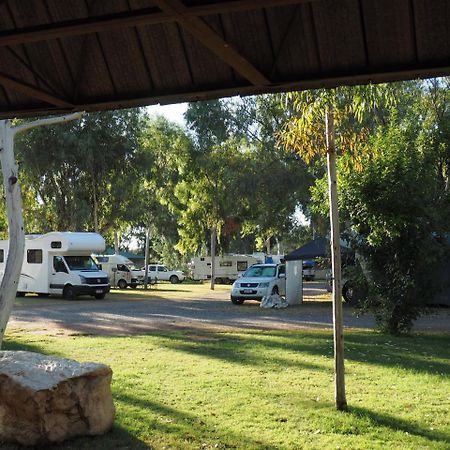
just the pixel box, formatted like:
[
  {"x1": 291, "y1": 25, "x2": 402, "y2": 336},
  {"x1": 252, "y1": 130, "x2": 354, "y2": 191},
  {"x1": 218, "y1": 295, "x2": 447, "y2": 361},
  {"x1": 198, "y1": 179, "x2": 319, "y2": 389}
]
[
  {"x1": 114, "y1": 231, "x2": 119, "y2": 254},
  {"x1": 325, "y1": 108, "x2": 347, "y2": 411},
  {"x1": 0, "y1": 121, "x2": 25, "y2": 346},
  {"x1": 210, "y1": 226, "x2": 216, "y2": 290},
  {"x1": 143, "y1": 225, "x2": 150, "y2": 290},
  {"x1": 265, "y1": 236, "x2": 271, "y2": 255},
  {"x1": 92, "y1": 180, "x2": 99, "y2": 233}
]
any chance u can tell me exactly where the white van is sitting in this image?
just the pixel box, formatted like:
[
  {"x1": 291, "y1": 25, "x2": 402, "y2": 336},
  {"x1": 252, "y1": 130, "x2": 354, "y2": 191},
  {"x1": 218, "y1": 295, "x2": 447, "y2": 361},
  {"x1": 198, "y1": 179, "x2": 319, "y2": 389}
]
[
  {"x1": 0, "y1": 232, "x2": 110, "y2": 300},
  {"x1": 93, "y1": 254, "x2": 143, "y2": 289}
]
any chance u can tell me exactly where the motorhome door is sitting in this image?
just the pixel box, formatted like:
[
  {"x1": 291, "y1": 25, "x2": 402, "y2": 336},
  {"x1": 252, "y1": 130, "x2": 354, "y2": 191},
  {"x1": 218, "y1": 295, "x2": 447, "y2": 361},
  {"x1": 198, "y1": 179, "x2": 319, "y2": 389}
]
[{"x1": 49, "y1": 255, "x2": 68, "y2": 295}]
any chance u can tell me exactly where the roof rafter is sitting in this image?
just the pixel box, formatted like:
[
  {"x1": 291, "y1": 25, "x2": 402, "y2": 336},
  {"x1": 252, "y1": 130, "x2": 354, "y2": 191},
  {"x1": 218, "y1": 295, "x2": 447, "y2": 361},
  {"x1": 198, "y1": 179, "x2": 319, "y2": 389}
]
[
  {"x1": 154, "y1": 0, "x2": 269, "y2": 86},
  {"x1": 0, "y1": 0, "x2": 315, "y2": 48},
  {"x1": 0, "y1": 72, "x2": 73, "y2": 107}
]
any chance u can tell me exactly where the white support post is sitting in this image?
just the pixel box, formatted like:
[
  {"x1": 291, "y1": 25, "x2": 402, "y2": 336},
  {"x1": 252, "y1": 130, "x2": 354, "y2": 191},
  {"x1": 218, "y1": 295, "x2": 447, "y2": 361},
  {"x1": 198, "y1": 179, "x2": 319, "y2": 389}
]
[
  {"x1": 0, "y1": 112, "x2": 83, "y2": 347},
  {"x1": 0, "y1": 120, "x2": 25, "y2": 345},
  {"x1": 326, "y1": 108, "x2": 347, "y2": 411}
]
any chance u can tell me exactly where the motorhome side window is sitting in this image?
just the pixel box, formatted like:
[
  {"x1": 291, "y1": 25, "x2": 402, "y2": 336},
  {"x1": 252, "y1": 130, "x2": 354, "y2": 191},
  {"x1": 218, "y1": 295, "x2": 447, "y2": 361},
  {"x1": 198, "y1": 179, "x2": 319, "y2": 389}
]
[
  {"x1": 51, "y1": 241, "x2": 62, "y2": 249},
  {"x1": 117, "y1": 264, "x2": 129, "y2": 272},
  {"x1": 219, "y1": 261, "x2": 232, "y2": 267},
  {"x1": 0, "y1": 249, "x2": 3, "y2": 263},
  {"x1": 237, "y1": 261, "x2": 248, "y2": 272},
  {"x1": 27, "y1": 249, "x2": 42, "y2": 264},
  {"x1": 53, "y1": 256, "x2": 68, "y2": 273}
]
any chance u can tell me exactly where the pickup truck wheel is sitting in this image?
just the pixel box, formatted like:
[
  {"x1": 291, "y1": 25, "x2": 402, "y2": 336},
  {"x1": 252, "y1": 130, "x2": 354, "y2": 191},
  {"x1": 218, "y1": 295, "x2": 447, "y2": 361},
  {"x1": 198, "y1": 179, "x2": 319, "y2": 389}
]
[
  {"x1": 118, "y1": 279, "x2": 128, "y2": 289},
  {"x1": 170, "y1": 275, "x2": 179, "y2": 284},
  {"x1": 63, "y1": 285, "x2": 76, "y2": 300},
  {"x1": 231, "y1": 296, "x2": 244, "y2": 305}
]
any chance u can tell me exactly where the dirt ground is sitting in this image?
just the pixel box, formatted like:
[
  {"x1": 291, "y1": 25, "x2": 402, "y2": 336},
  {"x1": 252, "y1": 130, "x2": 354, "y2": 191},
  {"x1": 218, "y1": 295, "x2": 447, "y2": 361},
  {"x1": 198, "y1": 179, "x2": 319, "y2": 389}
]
[{"x1": 7, "y1": 282, "x2": 450, "y2": 337}]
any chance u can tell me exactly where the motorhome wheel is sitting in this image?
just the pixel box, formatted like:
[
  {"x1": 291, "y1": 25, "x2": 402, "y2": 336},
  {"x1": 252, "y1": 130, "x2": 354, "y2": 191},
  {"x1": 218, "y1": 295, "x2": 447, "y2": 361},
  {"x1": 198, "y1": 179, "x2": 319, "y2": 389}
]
[
  {"x1": 63, "y1": 285, "x2": 76, "y2": 300},
  {"x1": 118, "y1": 279, "x2": 128, "y2": 289}
]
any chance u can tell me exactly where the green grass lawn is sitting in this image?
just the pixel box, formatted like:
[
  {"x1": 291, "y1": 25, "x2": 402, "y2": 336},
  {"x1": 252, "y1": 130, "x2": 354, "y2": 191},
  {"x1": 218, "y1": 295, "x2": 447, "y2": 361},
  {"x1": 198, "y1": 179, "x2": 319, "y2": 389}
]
[{"x1": 2, "y1": 329, "x2": 449, "y2": 450}]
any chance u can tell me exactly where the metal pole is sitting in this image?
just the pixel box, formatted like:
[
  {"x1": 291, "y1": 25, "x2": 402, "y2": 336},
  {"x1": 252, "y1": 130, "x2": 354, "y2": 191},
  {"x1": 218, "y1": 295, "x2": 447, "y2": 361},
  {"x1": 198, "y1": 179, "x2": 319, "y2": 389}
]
[{"x1": 326, "y1": 108, "x2": 347, "y2": 411}]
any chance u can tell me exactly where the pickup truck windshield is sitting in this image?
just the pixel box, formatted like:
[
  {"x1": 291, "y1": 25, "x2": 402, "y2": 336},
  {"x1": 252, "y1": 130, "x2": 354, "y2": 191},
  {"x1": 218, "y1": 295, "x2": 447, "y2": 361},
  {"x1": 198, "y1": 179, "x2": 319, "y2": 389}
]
[
  {"x1": 64, "y1": 256, "x2": 99, "y2": 271},
  {"x1": 244, "y1": 266, "x2": 276, "y2": 278}
]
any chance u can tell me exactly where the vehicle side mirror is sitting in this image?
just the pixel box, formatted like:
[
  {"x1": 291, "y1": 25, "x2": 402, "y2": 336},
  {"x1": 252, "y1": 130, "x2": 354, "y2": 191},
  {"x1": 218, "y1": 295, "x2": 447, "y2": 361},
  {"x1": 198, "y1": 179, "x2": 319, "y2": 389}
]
[
  {"x1": 112, "y1": 267, "x2": 117, "y2": 272},
  {"x1": 97, "y1": 264, "x2": 102, "y2": 270},
  {"x1": 279, "y1": 273, "x2": 286, "y2": 278}
]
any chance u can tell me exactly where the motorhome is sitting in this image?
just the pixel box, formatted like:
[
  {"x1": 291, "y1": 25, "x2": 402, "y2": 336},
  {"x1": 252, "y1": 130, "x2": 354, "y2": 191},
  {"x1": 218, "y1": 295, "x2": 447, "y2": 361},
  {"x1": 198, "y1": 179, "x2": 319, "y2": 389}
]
[
  {"x1": 190, "y1": 255, "x2": 260, "y2": 284},
  {"x1": 93, "y1": 254, "x2": 143, "y2": 289},
  {"x1": 0, "y1": 232, "x2": 110, "y2": 299}
]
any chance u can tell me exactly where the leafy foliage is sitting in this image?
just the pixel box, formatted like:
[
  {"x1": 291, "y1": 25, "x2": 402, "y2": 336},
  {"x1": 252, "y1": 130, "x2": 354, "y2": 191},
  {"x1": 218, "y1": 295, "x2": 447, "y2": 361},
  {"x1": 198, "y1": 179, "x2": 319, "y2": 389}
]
[{"x1": 340, "y1": 110, "x2": 450, "y2": 334}]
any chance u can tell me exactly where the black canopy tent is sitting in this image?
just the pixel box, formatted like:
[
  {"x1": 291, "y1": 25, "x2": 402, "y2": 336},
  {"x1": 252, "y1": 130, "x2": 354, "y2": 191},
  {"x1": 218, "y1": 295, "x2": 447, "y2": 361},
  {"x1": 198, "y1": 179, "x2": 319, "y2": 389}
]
[{"x1": 284, "y1": 237, "x2": 352, "y2": 261}]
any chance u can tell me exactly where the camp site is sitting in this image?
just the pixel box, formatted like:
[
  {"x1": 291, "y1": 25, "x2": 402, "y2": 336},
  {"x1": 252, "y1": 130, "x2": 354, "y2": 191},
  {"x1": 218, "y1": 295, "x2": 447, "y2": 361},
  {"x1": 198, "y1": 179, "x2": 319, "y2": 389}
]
[{"x1": 0, "y1": 1, "x2": 449, "y2": 449}]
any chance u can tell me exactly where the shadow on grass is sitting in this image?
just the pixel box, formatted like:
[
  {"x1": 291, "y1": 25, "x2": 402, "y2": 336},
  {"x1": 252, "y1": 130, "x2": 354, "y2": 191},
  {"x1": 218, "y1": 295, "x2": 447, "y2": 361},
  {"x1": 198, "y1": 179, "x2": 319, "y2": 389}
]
[
  {"x1": 115, "y1": 391, "x2": 279, "y2": 450},
  {"x1": 0, "y1": 425, "x2": 152, "y2": 450},
  {"x1": 153, "y1": 330, "x2": 450, "y2": 376},
  {"x1": 347, "y1": 404, "x2": 450, "y2": 445}
]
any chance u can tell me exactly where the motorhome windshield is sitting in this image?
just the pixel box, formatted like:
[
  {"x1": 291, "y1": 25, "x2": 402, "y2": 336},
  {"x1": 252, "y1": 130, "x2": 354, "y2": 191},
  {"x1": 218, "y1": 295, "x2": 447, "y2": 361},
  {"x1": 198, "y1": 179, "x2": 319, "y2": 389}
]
[
  {"x1": 243, "y1": 266, "x2": 276, "y2": 278},
  {"x1": 64, "y1": 256, "x2": 99, "y2": 271}
]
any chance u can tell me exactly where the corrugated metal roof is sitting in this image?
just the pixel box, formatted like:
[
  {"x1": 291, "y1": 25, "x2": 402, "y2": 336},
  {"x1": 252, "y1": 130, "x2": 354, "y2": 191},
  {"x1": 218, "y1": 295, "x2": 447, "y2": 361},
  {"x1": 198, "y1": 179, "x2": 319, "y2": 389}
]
[{"x1": 0, "y1": 0, "x2": 450, "y2": 119}]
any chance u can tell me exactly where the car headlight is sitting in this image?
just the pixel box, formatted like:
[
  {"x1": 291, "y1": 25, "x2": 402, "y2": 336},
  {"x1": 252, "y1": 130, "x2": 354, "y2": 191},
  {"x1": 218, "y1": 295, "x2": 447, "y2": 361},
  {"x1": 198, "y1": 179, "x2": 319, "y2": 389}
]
[
  {"x1": 259, "y1": 282, "x2": 269, "y2": 288},
  {"x1": 80, "y1": 275, "x2": 87, "y2": 284}
]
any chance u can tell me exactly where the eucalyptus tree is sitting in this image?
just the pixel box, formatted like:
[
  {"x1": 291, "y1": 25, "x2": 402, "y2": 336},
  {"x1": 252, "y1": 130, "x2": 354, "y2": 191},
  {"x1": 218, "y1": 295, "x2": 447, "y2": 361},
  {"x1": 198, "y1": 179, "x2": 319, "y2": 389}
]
[
  {"x1": 136, "y1": 115, "x2": 192, "y2": 270},
  {"x1": 279, "y1": 84, "x2": 395, "y2": 411},
  {"x1": 15, "y1": 109, "x2": 143, "y2": 241}
]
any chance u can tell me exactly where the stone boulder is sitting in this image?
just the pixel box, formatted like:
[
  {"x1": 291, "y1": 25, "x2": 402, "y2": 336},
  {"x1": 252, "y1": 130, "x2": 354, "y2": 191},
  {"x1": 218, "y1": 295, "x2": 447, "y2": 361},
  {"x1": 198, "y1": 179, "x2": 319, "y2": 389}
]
[{"x1": 0, "y1": 351, "x2": 115, "y2": 446}]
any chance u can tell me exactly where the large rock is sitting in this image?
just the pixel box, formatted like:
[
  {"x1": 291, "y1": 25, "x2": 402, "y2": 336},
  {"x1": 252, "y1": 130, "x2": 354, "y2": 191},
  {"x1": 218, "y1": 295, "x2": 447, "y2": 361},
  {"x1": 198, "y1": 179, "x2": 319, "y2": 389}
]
[{"x1": 0, "y1": 351, "x2": 115, "y2": 446}]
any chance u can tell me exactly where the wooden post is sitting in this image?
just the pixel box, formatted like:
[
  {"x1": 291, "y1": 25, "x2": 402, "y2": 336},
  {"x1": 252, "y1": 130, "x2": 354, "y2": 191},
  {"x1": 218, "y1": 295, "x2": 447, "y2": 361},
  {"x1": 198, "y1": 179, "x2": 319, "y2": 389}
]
[
  {"x1": 325, "y1": 108, "x2": 347, "y2": 411},
  {"x1": 0, "y1": 112, "x2": 83, "y2": 347},
  {"x1": 210, "y1": 226, "x2": 216, "y2": 290},
  {"x1": 143, "y1": 225, "x2": 150, "y2": 290}
]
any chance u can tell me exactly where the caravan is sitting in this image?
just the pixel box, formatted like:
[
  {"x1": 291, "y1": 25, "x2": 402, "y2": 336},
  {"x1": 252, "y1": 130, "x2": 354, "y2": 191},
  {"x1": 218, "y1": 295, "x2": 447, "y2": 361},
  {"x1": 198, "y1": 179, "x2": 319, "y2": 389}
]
[
  {"x1": 0, "y1": 232, "x2": 110, "y2": 299},
  {"x1": 190, "y1": 255, "x2": 259, "y2": 284},
  {"x1": 93, "y1": 254, "x2": 143, "y2": 289}
]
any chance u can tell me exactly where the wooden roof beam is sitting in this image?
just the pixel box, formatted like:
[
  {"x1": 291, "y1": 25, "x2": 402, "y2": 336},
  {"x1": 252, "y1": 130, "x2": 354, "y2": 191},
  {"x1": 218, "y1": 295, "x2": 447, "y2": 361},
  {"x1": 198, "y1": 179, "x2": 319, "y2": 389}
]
[
  {"x1": 0, "y1": 72, "x2": 73, "y2": 107},
  {"x1": 154, "y1": 0, "x2": 270, "y2": 86},
  {"x1": 0, "y1": 0, "x2": 316, "y2": 48}
]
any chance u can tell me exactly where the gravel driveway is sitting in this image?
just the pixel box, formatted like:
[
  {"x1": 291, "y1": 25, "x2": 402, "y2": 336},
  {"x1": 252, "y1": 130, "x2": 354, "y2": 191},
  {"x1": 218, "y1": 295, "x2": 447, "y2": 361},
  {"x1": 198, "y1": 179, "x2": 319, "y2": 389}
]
[{"x1": 7, "y1": 283, "x2": 450, "y2": 336}]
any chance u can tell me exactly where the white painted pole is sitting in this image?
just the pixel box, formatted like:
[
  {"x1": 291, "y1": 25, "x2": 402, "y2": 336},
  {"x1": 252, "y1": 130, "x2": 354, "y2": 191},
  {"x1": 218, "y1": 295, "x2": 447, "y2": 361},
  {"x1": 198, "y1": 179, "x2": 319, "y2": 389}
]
[
  {"x1": 0, "y1": 113, "x2": 83, "y2": 347},
  {"x1": 0, "y1": 120, "x2": 25, "y2": 345},
  {"x1": 325, "y1": 108, "x2": 347, "y2": 411}
]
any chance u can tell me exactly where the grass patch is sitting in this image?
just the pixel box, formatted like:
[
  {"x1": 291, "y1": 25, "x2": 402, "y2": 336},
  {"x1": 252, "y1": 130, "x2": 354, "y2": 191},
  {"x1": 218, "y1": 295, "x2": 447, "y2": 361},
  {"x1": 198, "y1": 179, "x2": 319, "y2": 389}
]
[{"x1": 2, "y1": 329, "x2": 449, "y2": 449}]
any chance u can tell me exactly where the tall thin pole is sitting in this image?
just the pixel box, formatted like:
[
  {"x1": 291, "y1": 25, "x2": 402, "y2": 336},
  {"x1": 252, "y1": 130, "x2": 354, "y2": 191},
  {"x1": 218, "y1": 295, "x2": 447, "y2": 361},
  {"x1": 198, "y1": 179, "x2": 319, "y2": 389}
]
[
  {"x1": 210, "y1": 226, "x2": 216, "y2": 290},
  {"x1": 325, "y1": 108, "x2": 347, "y2": 411},
  {"x1": 143, "y1": 224, "x2": 150, "y2": 290}
]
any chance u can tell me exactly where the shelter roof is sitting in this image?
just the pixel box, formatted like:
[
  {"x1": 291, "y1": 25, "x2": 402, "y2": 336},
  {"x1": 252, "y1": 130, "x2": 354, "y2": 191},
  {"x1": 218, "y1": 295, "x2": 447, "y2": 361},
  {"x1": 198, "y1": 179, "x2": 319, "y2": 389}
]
[
  {"x1": 285, "y1": 237, "x2": 351, "y2": 261},
  {"x1": 1, "y1": 0, "x2": 450, "y2": 119}
]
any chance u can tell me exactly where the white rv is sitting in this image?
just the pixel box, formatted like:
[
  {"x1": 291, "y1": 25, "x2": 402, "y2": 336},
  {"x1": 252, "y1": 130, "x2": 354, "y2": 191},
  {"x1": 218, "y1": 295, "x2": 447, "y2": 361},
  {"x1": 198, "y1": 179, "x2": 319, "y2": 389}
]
[
  {"x1": 0, "y1": 232, "x2": 110, "y2": 300},
  {"x1": 190, "y1": 255, "x2": 259, "y2": 284},
  {"x1": 93, "y1": 254, "x2": 143, "y2": 289}
]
